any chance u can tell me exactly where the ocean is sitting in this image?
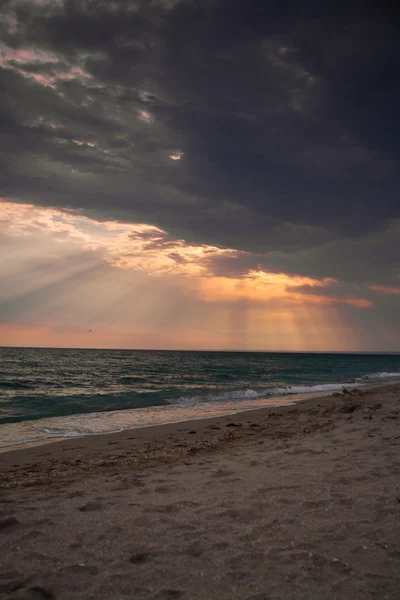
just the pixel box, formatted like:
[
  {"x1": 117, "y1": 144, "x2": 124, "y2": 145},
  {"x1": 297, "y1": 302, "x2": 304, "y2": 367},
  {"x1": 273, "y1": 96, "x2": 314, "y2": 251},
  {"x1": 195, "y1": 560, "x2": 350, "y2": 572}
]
[{"x1": 1, "y1": 347, "x2": 400, "y2": 450}]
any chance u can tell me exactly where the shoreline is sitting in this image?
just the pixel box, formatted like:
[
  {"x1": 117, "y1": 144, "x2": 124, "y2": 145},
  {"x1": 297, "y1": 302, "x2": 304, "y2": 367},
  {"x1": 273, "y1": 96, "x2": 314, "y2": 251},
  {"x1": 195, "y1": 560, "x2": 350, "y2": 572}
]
[
  {"x1": 0, "y1": 381, "x2": 394, "y2": 488},
  {"x1": 0, "y1": 393, "x2": 298, "y2": 455},
  {"x1": 0, "y1": 382, "x2": 399, "y2": 598},
  {"x1": 3, "y1": 378, "x2": 398, "y2": 456}
]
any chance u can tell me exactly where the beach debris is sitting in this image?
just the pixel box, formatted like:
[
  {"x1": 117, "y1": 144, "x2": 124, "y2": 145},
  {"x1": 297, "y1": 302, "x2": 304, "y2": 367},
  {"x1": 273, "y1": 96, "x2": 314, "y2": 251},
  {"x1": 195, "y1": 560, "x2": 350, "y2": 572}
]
[
  {"x1": 333, "y1": 388, "x2": 361, "y2": 398},
  {"x1": 78, "y1": 501, "x2": 102, "y2": 512},
  {"x1": 129, "y1": 552, "x2": 151, "y2": 564},
  {"x1": 226, "y1": 422, "x2": 242, "y2": 427},
  {"x1": 157, "y1": 590, "x2": 183, "y2": 598},
  {"x1": 340, "y1": 403, "x2": 361, "y2": 413},
  {"x1": 0, "y1": 516, "x2": 19, "y2": 531}
]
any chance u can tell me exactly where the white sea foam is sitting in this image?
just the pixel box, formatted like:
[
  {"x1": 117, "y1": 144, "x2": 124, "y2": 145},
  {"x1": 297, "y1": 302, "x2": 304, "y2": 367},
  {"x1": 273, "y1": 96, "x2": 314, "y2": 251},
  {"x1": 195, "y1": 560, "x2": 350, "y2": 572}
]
[
  {"x1": 170, "y1": 371, "x2": 400, "y2": 407},
  {"x1": 362, "y1": 371, "x2": 400, "y2": 380},
  {"x1": 34, "y1": 426, "x2": 90, "y2": 437},
  {"x1": 169, "y1": 382, "x2": 356, "y2": 406},
  {"x1": 1, "y1": 369, "x2": 399, "y2": 451},
  {"x1": 169, "y1": 388, "x2": 262, "y2": 405},
  {"x1": 270, "y1": 382, "x2": 357, "y2": 395},
  {"x1": 0, "y1": 394, "x2": 298, "y2": 449}
]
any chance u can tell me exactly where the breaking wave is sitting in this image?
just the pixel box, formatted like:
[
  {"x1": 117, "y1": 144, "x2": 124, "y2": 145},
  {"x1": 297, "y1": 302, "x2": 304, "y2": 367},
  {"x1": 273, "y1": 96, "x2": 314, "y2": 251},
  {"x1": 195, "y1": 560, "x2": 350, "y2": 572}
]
[
  {"x1": 168, "y1": 381, "x2": 357, "y2": 406},
  {"x1": 362, "y1": 371, "x2": 400, "y2": 380},
  {"x1": 168, "y1": 371, "x2": 399, "y2": 407}
]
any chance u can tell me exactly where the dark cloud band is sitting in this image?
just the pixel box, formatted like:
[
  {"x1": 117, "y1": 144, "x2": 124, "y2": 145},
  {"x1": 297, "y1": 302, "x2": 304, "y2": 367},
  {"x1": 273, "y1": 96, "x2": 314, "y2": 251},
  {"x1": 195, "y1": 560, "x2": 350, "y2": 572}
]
[{"x1": 1, "y1": 0, "x2": 399, "y2": 286}]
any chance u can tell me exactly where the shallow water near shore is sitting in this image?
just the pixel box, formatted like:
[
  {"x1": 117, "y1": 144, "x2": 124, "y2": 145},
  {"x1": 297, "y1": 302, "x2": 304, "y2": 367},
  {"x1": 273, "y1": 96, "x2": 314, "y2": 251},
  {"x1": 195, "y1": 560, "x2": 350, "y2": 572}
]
[
  {"x1": 0, "y1": 392, "x2": 301, "y2": 450},
  {"x1": 1, "y1": 347, "x2": 399, "y2": 448}
]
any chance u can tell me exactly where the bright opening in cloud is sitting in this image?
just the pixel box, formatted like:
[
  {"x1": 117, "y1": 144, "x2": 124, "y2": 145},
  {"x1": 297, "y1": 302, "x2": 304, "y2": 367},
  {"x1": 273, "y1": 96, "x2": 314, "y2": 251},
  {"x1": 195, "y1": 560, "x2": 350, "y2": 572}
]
[
  {"x1": 169, "y1": 151, "x2": 184, "y2": 161},
  {"x1": 138, "y1": 110, "x2": 153, "y2": 123},
  {"x1": 0, "y1": 200, "x2": 385, "y2": 351},
  {"x1": 0, "y1": 1, "x2": 399, "y2": 352}
]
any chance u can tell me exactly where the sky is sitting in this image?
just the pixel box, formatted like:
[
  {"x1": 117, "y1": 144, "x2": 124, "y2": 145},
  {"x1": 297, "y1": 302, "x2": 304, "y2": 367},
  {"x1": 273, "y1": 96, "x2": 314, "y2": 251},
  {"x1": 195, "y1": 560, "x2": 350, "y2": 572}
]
[{"x1": 0, "y1": 0, "x2": 399, "y2": 351}]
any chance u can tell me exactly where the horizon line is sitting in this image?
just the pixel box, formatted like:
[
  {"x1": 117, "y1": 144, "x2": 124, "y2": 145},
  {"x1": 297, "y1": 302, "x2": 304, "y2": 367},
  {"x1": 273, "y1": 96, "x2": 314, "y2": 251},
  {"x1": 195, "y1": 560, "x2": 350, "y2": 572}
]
[{"x1": 1, "y1": 345, "x2": 399, "y2": 355}]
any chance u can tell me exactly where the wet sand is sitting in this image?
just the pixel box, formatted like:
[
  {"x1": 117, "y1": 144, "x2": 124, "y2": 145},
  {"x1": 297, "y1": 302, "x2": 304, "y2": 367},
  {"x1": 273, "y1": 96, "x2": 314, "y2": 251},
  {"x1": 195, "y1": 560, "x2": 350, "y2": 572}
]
[{"x1": 0, "y1": 384, "x2": 400, "y2": 599}]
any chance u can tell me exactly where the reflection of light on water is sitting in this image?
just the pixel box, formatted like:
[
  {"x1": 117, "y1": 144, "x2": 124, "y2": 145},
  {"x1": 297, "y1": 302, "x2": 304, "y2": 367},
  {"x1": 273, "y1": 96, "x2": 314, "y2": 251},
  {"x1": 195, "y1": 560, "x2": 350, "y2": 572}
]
[{"x1": 0, "y1": 393, "x2": 328, "y2": 452}]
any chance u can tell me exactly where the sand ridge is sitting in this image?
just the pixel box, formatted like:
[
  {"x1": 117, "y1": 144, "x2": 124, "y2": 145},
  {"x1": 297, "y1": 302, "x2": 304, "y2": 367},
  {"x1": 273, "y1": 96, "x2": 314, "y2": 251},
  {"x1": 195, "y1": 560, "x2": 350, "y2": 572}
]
[{"x1": 0, "y1": 384, "x2": 400, "y2": 599}]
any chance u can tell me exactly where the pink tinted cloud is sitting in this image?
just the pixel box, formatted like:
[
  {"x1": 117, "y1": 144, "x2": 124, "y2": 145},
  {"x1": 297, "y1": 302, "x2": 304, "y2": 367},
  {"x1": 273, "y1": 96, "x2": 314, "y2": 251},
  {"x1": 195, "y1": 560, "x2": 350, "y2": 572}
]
[
  {"x1": 369, "y1": 284, "x2": 400, "y2": 296},
  {"x1": 343, "y1": 297, "x2": 373, "y2": 308},
  {"x1": 169, "y1": 151, "x2": 185, "y2": 161},
  {"x1": 30, "y1": 72, "x2": 56, "y2": 88},
  {"x1": 72, "y1": 139, "x2": 97, "y2": 149},
  {"x1": 58, "y1": 66, "x2": 93, "y2": 81},
  {"x1": 292, "y1": 293, "x2": 373, "y2": 308},
  {"x1": 0, "y1": 45, "x2": 58, "y2": 66},
  {"x1": 0, "y1": 44, "x2": 93, "y2": 89},
  {"x1": 31, "y1": 65, "x2": 93, "y2": 88},
  {"x1": 138, "y1": 110, "x2": 154, "y2": 123}
]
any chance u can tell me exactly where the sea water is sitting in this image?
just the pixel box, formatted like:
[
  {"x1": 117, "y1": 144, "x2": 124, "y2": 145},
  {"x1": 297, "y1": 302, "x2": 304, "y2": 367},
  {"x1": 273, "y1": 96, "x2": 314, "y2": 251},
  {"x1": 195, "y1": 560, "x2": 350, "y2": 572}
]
[{"x1": 1, "y1": 347, "x2": 399, "y2": 449}]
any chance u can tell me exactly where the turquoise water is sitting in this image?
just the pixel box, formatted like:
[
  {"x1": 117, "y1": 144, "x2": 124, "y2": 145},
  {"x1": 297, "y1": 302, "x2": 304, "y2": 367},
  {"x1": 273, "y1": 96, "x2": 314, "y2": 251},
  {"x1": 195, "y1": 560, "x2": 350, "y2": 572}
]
[{"x1": 1, "y1": 348, "x2": 399, "y2": 448}]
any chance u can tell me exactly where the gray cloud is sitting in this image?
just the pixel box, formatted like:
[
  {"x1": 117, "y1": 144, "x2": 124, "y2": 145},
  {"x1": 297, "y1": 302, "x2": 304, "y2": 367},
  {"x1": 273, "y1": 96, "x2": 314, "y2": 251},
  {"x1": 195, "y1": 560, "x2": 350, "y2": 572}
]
[{"x1": 0, "y1": 0, "x2": 399, "y2": 290}]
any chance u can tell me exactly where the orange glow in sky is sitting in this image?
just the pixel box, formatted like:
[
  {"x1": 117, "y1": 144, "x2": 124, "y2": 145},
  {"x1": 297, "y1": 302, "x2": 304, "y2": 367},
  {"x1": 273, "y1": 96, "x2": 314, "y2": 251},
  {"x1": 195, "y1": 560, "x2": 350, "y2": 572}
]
[{"x1": 0, "y1": 200, "x2": 384, "y2": 351}]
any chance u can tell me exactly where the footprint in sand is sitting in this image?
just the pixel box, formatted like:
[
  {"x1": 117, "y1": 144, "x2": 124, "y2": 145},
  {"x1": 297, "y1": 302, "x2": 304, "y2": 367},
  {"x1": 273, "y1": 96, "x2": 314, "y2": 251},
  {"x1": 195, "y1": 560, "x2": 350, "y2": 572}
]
[
  {"x1": 0, "y1": 572, "x2": 31, "y2": 595},
  {"x1": 174, "y1": 500, "x2": 200, "y2": 508},
  {"x1": 20, "y1": 530, "x2": 44, "y2": 541},
  {"x1": 0, "y1": 516, "x2": 19, "y2": 532},
  {"x1": 154, "y1": 486, "x2": 174, "y2": 493},
  {"x1": 17, "y1": 586, "x2": 55, "y2": 599},
  {"x1": 111, "y1": 478, "x2": 132, "y2": 491},
  {"x1": 210, "y1": 469, "x2": 234, "y2": 478},
  {"x1": 129, "y1": 552, "x2": 152, "y2": 564},
  {"x1": 213, "y1": 540, "x2": 229, "y2": 550},
  {"x1": 144, "y1": 504, "x2": 181, "y2": 514},
  {"x1": 186, "y1": 544, "x2": 203, "y2": 557},
  {"x1": 157, "y1": 590, "x2": 184, "y2": 598},
  {"x1": 67, "y1": 490, "x2": 85, "y2": 498},
  {"x1": 63, "y1": 564, "x2": 99, "y2": 576}
]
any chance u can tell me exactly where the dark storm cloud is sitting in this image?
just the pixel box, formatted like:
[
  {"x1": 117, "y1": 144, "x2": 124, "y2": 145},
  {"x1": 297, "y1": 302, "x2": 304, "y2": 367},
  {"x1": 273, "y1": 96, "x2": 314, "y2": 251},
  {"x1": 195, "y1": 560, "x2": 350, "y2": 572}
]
[
  {"x1": 206, "y1": 217, "x2": 400, "y2": 286},
  {"x1": 1, "y1": 0, "x2": 399, "y2": 284}
]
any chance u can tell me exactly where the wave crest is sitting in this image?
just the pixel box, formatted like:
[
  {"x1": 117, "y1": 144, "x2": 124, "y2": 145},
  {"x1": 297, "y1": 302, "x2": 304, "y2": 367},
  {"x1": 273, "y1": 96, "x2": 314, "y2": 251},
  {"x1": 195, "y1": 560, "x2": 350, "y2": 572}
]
[
  {"x1": 362, "y1": 371, "x2": 400, "y2": 380},
  {"x1": 167, "y1": 382, "x2": 356, "y2": 406}
]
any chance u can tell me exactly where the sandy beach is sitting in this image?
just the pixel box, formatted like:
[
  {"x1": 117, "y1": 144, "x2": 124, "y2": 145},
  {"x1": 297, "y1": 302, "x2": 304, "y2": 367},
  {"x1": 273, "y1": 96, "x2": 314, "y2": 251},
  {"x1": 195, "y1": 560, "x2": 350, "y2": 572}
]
[{"x1": 1, "y1": 383, "x2": 399, "y2": 599}]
